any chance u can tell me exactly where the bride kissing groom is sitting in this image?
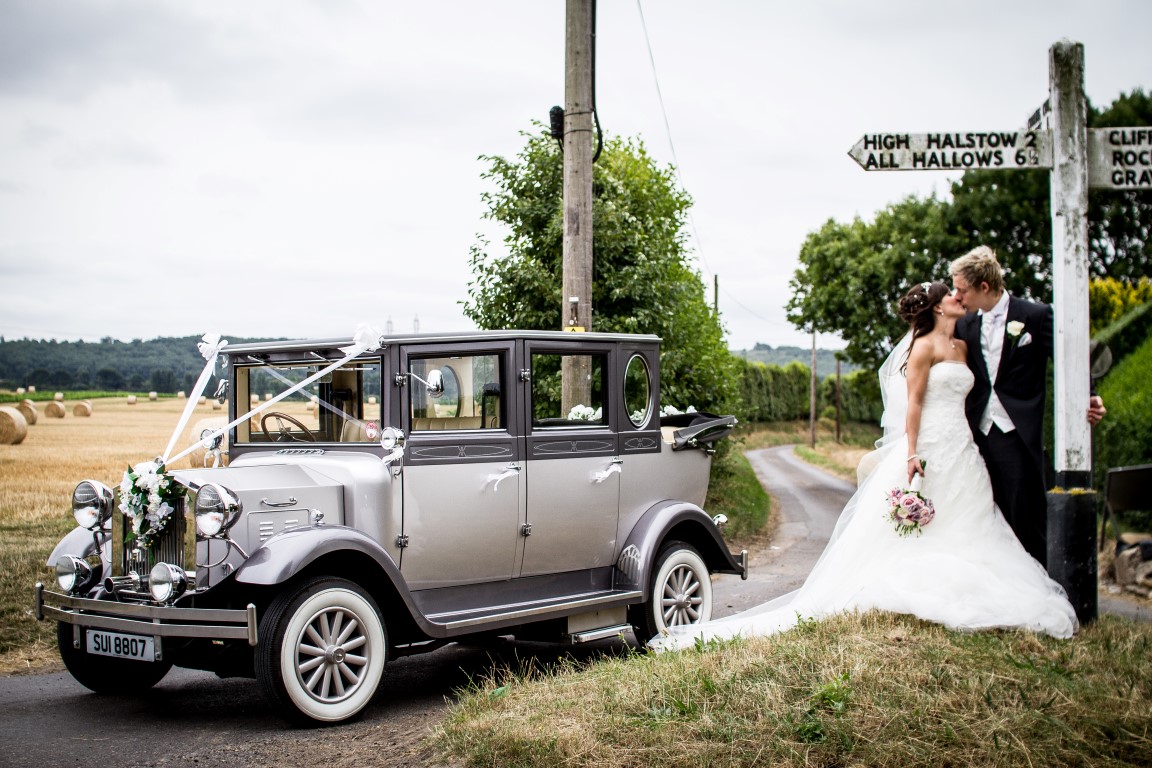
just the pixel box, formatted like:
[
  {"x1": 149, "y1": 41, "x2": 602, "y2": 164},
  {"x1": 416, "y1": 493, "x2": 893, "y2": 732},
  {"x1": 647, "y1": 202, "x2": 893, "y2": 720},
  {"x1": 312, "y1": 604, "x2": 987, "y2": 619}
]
[{"x1": 651, "y1": 245, "x2": 1105, "y2": 651}]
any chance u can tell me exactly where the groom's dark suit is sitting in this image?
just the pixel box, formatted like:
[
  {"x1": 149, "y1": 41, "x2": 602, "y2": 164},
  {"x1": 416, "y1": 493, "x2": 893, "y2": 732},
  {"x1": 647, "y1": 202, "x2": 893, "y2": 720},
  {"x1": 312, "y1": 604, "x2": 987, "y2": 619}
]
[{"x1": 955, "y1": 296, "x2": 1053, "y2": 567}]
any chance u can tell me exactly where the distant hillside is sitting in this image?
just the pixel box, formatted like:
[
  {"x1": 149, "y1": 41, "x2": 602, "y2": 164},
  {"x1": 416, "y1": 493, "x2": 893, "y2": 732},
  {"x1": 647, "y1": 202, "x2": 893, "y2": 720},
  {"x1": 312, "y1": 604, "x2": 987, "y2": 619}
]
[
  {"x1": 0, "y1": 335, "x2": 283, "y2": 393},
  {"x1": 730, "y1": 343, "x2": 861, "y2": 380},
  {"x1": 0, "y1": 334, "x2": 864, "y2": 393}
]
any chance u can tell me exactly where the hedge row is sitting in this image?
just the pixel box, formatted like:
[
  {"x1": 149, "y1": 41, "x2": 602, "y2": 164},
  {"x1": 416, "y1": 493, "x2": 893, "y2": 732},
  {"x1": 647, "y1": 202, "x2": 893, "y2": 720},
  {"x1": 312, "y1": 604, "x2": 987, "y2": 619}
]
[
  {"x1": 734, "y1": 357, "x2": 883, "y2": 425},
  {"x1": 1093, "y1": 332, "x2": 1152, "y2": 528}
]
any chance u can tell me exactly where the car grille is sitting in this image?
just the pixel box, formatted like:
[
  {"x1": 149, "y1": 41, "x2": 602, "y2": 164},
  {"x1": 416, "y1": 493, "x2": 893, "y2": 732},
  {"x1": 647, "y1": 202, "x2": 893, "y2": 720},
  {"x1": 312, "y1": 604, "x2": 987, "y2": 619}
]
[{"x1": 110, "y1": 491, "x2": 195, "y2": 599}]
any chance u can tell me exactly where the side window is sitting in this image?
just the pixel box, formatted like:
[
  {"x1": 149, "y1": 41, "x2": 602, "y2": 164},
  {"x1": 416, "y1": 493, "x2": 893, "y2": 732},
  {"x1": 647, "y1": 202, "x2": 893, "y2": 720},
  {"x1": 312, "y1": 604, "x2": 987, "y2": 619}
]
[
  {"x1": 623, "y1": 354, "x2": 652, "y2": 427},
  {"x1": 531, "y1": 352, "x2": 608, "y2": 428},
  {"x1": 408, "y1": 354, "x2": 503, "y2": 431}
]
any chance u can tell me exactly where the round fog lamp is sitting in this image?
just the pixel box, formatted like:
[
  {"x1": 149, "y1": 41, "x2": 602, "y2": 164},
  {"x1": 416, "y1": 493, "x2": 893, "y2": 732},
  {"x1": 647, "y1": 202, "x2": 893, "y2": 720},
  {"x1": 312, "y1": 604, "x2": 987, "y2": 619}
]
[
  {"x1": 149, "y1": 562, "x2": 188, "y2": 603},
  {"x1": 55, "y1": 555, "x2": 92, "y2": 594},
  {"x1": 72, "y1": 480, "x2": 114, "y2": 530},
  {"x1": 194, "y1": 483, "x2": 241, "y2": 537}
]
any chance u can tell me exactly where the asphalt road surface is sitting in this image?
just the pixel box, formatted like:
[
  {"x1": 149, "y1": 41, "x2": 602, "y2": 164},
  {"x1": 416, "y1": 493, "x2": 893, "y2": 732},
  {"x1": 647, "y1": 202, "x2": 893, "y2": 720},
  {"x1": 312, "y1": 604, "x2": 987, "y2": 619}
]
[{"x1": 2, "y1": 445, "x2": 1145, "y2": 768}]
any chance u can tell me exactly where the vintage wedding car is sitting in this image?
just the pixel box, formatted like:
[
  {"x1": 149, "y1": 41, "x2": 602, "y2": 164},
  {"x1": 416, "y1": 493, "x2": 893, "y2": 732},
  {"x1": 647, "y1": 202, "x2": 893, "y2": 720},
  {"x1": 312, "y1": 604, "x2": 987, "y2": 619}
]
[{"x1": 36, "y1": 330, "x2": 744, "y2": 724}]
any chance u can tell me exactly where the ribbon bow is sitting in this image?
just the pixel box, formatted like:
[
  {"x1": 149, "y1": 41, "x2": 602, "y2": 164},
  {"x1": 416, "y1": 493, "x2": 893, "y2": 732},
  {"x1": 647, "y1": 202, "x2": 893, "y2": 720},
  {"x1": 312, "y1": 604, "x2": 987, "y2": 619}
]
[{"x1": 340, "y1": 323, "x2": 384, "y2": 357}]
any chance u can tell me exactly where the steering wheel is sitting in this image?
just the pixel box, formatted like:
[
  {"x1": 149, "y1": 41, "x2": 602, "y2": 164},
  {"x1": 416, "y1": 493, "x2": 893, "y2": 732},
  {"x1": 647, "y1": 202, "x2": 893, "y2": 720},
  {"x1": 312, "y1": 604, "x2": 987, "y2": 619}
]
[{"x1": 260, "y1": 412, "x2": 317, "y2": 443}]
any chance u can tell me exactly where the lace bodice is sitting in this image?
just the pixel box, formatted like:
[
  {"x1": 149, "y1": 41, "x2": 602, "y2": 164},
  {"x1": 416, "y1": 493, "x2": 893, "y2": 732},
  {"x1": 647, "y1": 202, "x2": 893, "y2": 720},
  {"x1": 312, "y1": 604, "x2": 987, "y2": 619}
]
[{"x1": 916, "y1": 362, "x2": 975, "y2": 467}]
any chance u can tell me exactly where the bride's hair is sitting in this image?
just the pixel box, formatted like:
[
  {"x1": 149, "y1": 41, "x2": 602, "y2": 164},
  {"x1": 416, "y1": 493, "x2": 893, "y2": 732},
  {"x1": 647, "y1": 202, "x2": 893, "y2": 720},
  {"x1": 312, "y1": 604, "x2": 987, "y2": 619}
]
[{"x1": 897, "y1": 281, "x2": 949, "y2": 371}]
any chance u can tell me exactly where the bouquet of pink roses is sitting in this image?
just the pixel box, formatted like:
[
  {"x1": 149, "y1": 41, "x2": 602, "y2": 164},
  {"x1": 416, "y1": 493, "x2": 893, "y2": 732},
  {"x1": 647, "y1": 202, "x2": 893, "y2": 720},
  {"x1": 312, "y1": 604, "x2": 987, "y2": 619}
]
[{"x1": 885, "y1": 469, "x2": 936, "y2": 537}]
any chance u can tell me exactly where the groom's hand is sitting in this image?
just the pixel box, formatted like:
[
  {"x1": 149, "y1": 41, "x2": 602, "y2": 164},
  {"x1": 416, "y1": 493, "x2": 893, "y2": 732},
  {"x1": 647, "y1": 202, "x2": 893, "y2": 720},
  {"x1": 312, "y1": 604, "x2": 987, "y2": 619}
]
[{"x1": 1088, "y1": 395, "x2": 1106, "y2": 426}]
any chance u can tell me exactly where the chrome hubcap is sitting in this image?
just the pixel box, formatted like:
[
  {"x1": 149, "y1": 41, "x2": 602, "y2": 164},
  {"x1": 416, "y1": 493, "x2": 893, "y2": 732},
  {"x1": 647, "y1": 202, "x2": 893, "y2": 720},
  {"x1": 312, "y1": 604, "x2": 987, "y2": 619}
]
[{"x1": 660, "y1": 563, "x2": 703, "y2": 627}]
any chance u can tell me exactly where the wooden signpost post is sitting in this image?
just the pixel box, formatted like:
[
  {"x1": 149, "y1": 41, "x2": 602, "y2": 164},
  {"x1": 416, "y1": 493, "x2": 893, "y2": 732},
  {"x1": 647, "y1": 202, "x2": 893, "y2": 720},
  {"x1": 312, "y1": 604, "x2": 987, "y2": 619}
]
[{"x1": 848, "y1": 40, "x2": 1144, "y2": 622}]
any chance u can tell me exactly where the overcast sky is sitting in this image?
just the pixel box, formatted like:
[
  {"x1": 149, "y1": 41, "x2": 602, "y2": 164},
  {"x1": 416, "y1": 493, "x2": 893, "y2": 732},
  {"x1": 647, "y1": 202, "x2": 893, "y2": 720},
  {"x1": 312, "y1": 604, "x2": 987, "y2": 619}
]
[{"x1": 1, "y1": 0, "x2": 1148, "y2": 351}]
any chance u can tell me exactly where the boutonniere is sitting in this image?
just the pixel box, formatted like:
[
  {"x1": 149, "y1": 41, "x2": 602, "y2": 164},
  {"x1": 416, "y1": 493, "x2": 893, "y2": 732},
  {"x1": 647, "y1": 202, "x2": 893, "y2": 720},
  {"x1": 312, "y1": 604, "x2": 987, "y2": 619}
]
[{"x1": 1005, "y1": 320, "x2": 1031, "y2": 347}]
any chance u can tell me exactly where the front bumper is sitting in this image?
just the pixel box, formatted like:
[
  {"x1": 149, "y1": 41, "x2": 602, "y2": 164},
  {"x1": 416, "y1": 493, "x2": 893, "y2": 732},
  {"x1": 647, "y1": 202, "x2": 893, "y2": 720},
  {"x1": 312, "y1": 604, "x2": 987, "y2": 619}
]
[{"x1": 35, "y1": 583, "x2": 258, "y2": 646}]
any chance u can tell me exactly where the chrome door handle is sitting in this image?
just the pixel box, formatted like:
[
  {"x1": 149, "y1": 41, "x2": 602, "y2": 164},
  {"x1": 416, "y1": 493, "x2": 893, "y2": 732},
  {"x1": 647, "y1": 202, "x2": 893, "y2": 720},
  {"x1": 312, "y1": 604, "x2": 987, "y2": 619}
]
[{"x1": 261, "y1": 497, "x2": 298, "y2": 508}]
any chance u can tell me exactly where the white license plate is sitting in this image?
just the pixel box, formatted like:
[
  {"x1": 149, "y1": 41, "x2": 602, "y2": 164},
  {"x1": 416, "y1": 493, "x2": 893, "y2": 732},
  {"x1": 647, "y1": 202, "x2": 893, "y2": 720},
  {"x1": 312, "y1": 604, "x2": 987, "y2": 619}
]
[{"x1": 86, "y1": 630, "x2": 155, "y2": 662}]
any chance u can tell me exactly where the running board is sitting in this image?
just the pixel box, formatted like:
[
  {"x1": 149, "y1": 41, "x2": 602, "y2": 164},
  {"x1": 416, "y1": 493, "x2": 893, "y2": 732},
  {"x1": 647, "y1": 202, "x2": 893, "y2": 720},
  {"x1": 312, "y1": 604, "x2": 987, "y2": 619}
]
[{"x1": 424, "y1": 589, "x2": 643, "y2": 633}]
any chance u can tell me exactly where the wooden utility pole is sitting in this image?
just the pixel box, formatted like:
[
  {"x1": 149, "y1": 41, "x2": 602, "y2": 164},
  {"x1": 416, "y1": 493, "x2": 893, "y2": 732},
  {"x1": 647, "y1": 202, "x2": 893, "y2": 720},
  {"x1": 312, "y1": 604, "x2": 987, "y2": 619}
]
[{"x1": 561, "y1": 0, "x2": 594, "y2": 412}]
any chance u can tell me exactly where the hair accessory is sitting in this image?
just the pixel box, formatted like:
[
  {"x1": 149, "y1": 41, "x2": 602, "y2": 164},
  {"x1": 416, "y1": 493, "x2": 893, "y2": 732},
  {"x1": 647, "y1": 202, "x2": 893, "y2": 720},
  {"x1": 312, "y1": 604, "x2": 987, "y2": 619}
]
[{"x1": 920, "y1": 281, "x2": 932, "y2": 291}]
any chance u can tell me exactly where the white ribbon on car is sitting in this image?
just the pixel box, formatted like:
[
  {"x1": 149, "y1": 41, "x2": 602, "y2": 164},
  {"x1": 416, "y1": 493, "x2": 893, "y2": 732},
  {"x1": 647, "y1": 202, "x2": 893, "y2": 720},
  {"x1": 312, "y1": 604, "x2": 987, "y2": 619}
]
[
  {"x1": 485, "y1": 466, "x2": 520, "y2": 492},
  {"x1": 165, "y1": 324, "x2": 384, "y2": 467},
  {"x1": 591, "y1": 462, "x2": 622, "y2": 484},
  {"x1": 160, "y1": 333, "x2": 228, "y2": 464}
]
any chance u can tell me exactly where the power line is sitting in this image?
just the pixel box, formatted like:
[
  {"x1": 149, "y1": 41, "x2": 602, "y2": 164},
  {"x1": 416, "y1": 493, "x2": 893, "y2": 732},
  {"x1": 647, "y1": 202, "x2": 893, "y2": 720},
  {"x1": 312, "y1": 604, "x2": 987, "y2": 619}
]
[
  {"x1": 634, "y1": 0, "x2": 711, "y2": 277},
  {"x1": 634, "y1": 2, "x2": 796, "y2": 338}
]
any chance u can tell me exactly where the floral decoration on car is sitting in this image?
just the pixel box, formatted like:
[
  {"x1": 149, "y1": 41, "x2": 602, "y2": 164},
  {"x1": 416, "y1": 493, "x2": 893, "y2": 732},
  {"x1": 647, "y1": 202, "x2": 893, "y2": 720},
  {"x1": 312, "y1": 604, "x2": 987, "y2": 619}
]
[{"x1": 119, "y1": 459, "x2": 182, "y2": 549}]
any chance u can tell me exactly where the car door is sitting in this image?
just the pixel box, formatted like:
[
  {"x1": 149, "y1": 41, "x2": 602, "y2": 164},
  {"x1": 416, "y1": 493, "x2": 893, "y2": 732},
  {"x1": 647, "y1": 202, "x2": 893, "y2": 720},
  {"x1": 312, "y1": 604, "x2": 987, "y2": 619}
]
[
  {"x1": 519, "y1": 340, "x2": 620, "y2": 576},
  {"x1": 398, "y1": 343, "x2": 524, "y2": 589}
]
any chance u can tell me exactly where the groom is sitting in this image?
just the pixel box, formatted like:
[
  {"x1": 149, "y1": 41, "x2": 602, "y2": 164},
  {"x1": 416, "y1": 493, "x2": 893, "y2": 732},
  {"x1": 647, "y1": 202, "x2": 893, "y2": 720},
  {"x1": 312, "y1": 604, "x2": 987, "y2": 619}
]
[{"x1": 950, "y1": 245, "x2": 1106, "y2": 568}]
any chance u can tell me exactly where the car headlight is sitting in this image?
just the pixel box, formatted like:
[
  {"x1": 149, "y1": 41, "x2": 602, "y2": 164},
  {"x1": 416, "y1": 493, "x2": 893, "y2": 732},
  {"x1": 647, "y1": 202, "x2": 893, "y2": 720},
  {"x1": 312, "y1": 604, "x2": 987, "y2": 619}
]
[
  {"x1": 72, "y1": 480, "x2": 114, "y2": 530},
  {"x1": 55, "y1": 555, "x2": 96, "y2": 594},
  {"x1": 149, "y1": 562, "x2": 189, "y2": 603},
  {"x1": 194, "y1": 483, "x2": 242, "y2": 537}
]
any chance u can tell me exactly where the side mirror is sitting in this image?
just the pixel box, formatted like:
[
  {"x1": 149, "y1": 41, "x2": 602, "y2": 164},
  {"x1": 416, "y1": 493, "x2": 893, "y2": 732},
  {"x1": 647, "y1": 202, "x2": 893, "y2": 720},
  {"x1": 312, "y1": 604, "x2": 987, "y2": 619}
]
[
  {"x1": 424, "y1": 369, "x2": 444, "y2": 397},
  {"x1": 396, "y1": 369, "x2": 444, "y2": 397}
]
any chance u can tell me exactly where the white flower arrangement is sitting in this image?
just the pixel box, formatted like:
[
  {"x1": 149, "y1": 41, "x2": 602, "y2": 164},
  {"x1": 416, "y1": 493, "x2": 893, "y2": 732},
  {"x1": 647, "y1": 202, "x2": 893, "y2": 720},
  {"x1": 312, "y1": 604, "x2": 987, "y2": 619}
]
[
  {"x1": 119, "y1": 459, "x2": 182, "y2": 549},
  {"x1": 567, "y1": 404, "x2": 603, "y2": 421},
  {"x1": 1006, "y1": 320, "x2": 1025, "y2": 338},
  {"x1": 660, "y1": 404, "x2": 697, "y2": 417}
]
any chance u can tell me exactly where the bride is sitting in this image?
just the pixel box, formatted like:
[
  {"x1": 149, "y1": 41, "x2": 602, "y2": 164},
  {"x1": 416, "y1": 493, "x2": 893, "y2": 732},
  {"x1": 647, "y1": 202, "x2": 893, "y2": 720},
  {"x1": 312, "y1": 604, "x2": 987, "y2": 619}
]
[{"x1": 650, "y1": 281, "x2": 1077, "y2": 651}]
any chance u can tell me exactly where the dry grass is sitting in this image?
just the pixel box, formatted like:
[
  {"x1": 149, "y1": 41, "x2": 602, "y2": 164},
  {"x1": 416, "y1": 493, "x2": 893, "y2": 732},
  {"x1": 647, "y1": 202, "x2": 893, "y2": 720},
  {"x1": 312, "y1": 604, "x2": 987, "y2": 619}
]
[
  {"x1": 437, "y1": 611, "x2": 1152, "y2": 768},
  {"x1": 0, "y1": 395, "x2": 232, "y2": 674}
]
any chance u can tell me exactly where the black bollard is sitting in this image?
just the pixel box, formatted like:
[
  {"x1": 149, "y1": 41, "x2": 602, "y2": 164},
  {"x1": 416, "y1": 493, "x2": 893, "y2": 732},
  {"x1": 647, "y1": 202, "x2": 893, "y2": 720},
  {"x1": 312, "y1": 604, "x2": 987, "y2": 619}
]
[{"x1": 1046, "y1": 489, "x2": 1098, "y2": 624}]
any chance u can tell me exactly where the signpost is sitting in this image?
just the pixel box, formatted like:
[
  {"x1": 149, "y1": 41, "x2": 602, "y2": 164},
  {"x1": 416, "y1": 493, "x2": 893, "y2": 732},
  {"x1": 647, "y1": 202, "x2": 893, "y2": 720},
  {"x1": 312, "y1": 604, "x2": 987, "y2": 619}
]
[
  {"x1": 847, "y1": 40, "x2": 1141, "y2": 623},
  {"x1": 1088, "y1": 128, "x2": 1152, "y2": 190},
  {"x1": 848, "y1": 130, "x2": 1052, "y2": 171}
]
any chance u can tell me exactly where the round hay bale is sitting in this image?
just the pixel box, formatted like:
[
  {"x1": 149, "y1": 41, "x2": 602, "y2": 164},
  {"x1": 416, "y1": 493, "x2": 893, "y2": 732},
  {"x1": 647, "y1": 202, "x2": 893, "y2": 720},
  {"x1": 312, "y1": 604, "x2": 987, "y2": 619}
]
[
  {"x1": 264, "y1": 393, "x2": 273, "y2": 401},
  {"x1": 178, "y1": 390, "x2": 186, "y2": 399},
  {"x1": 368, "y1": 396, "x2": 378, "y2": 405},
  {"x1": 44, "y1": 400, "x2": 66, "y2": 418},
  {"x1": 16, "y1": 401, "x2": 37, "y2": 425},
  {"x1": 15, "y1": 387, "x2": 25, "y2": 395},
  {"x1": 148, "y1": 391, "x2": 158, "y2": 401},
  {"x1": 127, "y1": 395, "x2": 137, "y2": 405},
  {"x1": 0, "y1": 406, "x2": 28, "y2": 445},
  {"x1": 27, "y1": 386, "x2": 36, "y2": 394},
  {"x1": 211, "y1": 399, "x2": 223, "y2": 411},
  {"x1": 73, "y1": 401, "x2": 93, "y2": 417},
  {"x1": 54, "y1": 392, "x2": 65, "y2": 401},
  {"x1": 198, "y1": 396, "x2": 207, "y2": 405}
]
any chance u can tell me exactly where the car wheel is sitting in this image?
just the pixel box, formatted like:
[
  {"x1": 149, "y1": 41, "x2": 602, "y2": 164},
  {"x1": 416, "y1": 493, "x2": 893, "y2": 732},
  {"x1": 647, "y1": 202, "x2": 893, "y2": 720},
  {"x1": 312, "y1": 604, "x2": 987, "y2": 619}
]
[
  {"x1": 256, "y1": 576, "x2": 387, "y2": 725},
  {"x1": 56, "y1": 621, "x2": 173, "y2": 694},
  {"x1": 629, "y1": 541, "x2": 713, "y2": 644}
]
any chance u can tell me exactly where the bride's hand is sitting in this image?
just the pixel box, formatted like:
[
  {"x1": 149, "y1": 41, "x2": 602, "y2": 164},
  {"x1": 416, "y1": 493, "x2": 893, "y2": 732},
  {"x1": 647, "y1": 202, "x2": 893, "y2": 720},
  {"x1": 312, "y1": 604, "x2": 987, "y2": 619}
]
[{"x1": 907, "y1": 454, "x2": 925, "y2": 485}]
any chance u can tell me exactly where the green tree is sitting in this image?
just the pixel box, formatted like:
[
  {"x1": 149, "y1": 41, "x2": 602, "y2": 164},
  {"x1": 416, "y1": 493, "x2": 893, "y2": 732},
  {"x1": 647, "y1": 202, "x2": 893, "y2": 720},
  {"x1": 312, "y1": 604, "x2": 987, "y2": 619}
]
[
  {"x1": 95, "y1": 368, "x2": 124, "y2": 390},
  {"x1": 786, "y1": 195, "x2": 966, "y2": 369},
  {"x1": 464, "y1": 126, "x2": 737, "y2": 414}
]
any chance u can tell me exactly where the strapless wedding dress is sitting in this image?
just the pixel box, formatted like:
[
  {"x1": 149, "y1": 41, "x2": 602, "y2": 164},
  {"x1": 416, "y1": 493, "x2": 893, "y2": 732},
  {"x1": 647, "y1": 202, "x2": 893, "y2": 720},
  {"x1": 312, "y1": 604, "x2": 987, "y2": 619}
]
[{"x1": 650, "y1": 362, "x2": 1077, "y2": 651}]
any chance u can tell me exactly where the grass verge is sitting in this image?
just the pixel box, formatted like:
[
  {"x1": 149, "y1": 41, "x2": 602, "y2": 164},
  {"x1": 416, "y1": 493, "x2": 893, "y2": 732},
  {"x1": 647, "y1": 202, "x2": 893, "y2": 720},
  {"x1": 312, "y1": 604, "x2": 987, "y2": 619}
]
[{"x1": 436, "y1": 611, "x2": 1152, "y2": 768}]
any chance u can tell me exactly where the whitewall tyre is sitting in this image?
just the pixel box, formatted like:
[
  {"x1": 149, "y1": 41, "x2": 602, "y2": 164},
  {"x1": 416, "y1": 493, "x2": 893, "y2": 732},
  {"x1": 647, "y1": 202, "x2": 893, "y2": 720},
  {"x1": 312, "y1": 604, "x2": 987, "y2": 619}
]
[{"x1": 256, "y1": 577, "x2": 387, "y2": 725}]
